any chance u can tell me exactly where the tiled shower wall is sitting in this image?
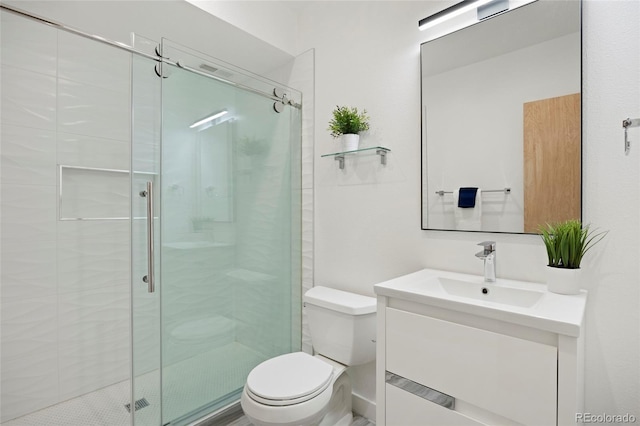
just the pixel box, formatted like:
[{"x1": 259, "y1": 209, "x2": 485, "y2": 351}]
[
  {"x1": 0, "y1": 13, "x2": 132, "y2": 422},
  {"x1": 287, "y1": 50, "x2": 315, "y2": 356},
  {"x1": 1, "y1": 10, "x2": 314, "y2": 424}
]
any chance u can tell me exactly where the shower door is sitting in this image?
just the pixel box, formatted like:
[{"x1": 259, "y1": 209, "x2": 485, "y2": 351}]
[{"x1": 132, "y1": 39, "x2": 302, "y2": 425}]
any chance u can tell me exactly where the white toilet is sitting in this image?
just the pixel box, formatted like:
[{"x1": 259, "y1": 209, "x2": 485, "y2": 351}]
[{"x1": 241, "y1": 286, "x2": 376, "y2": 426}]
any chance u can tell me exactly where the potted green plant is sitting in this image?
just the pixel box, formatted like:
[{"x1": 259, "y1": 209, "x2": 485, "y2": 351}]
[
  {"x1": 539, "y1": 219, "x2": 607, "y2": 294},
  {"x1": 328, "y1": 105, "x2": 370, "y2": 152}
]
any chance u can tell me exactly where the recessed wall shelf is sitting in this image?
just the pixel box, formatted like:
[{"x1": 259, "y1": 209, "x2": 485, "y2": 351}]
[
  {"x1": 58, "y1": 165, "x2": 157, "y2": 221},
  {"x1": 321, "y1": 146, "x2": 390, "y2": 170}
]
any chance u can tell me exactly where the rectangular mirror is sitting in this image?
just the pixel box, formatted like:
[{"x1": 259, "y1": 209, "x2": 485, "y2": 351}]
[{"x1": 421, "y1": 0, "x2": 582, "y2": 234}]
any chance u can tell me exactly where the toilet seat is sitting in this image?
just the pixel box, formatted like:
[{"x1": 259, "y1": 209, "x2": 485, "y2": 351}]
[{"x1": 246, "y1": 352, "x2": 333, "y2": 406}]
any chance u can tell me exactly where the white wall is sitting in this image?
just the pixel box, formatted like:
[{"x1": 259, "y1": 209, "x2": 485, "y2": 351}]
[
  {"x1": 185, "y1": 0, "x2": 300, "y2": 57},
  {"x1": 296, "y1": 0, "x2": 640, "y2": 419},
  {"x1": 581, "y1": 0, "x2": 640, "y2": 415}
]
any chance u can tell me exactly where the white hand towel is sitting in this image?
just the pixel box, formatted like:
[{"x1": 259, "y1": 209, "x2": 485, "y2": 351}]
[{"x1": 454, "y1": 188, "x2": 482, "y2": 231}]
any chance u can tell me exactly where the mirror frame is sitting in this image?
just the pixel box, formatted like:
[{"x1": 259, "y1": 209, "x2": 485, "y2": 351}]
[{"x1": 420, "y1": 0, "x2": 583, "y2": 234}]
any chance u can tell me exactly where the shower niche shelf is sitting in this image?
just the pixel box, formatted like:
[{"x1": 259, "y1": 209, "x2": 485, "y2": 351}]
[
  {"x1": 59, "y1": 165, "x2": 157, "y2": 221},
  {"x1": 321, "y1": 146, "x2": 390, "y2": 170}
]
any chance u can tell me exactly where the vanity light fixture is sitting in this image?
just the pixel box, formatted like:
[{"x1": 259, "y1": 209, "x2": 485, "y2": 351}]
[
  {"x1": 418, "y1": 0, "x2": 496, "y2": 31},
  {"x1": 189, "y1": 109, "x2": 228, "y2": 129},
  {"x1": 418, "y1": 0, "x2": 538, "y2": 42}
]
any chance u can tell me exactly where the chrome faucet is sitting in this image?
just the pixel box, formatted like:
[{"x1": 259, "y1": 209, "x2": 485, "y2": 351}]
[{"x1": 475, "y1": 241, "x2": 496, "y2": 282}]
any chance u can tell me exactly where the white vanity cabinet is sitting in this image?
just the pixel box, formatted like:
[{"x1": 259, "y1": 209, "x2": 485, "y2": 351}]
[{"x1": 374, "y1": 269, "x2": 587, "y2": 426}]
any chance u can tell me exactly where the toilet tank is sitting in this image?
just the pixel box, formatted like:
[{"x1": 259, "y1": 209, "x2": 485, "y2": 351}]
[{"x1": 304, "y1": 286, "x2": 376, "y2": 366}]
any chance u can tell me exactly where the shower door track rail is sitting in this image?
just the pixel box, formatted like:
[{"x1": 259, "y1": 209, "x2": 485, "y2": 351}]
[
  {"x1": 0, "y1": 3, "x2": 301, "y2": 109},
  {"x1": 172, "y1": 60, "x2": 302, "y2": 109}
]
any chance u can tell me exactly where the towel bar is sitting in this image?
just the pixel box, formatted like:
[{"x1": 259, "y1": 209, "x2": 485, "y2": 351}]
[{"x1": 435, "y1": 188, "x2": 511, "y2": 196}]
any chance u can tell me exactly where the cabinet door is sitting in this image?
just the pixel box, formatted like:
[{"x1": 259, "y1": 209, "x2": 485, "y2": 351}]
[
  {"x1": 386, "y1": 308, "x2": 557, "y2": 425},
  {"x1": 386, "y1": 384, "x2": 485, "y2": 426}
]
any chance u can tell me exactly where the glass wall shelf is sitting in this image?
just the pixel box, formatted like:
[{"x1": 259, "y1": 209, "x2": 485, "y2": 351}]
[{"x1": 321, "y1": 146, "x2": 390, "y2": 170}]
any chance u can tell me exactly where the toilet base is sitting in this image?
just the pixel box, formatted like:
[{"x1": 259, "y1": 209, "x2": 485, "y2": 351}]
[{"x1": 318, "y1": 371, "x2": 352, "y2": 426}]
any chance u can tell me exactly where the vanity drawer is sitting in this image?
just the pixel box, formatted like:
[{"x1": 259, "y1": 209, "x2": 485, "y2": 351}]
[
  {"x1": 386, "y1": 384, "x2": 484, "y2": 426},
  {"x1": 385, "y1": 308, "x2": 557, "y2": 425}
]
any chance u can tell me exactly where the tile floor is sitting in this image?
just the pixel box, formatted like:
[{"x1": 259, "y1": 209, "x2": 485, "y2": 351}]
[{"x1": 225, "y1": 414, "x2": 375, "y2": 426}]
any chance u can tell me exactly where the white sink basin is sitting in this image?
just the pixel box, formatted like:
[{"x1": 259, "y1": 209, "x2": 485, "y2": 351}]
[
  {"x1": 435, "y1": 277, "x2": 544, "y2": 308},
  {"x1": 374, "y1": 268, "x2": 588, "y2": 337}
]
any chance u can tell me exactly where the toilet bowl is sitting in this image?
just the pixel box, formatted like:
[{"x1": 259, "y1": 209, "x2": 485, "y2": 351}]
[{"x1": 240, "y1": 286, "x2": 376, "y2": 426}]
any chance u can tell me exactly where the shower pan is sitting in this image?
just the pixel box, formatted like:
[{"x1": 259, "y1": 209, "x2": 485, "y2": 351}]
[{"x1": 0, "y1": 6, "x2": 302, "y2": 426}]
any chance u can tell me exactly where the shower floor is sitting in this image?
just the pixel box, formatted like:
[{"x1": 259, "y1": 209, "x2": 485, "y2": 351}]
[{"x1": 2, "y1": 342, "x2": 264, "y2": 426}]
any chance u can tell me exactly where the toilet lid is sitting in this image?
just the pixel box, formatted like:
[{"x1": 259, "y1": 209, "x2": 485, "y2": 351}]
[{"x1": 246, "y1": 352, "x2": 333, "y2": 405}]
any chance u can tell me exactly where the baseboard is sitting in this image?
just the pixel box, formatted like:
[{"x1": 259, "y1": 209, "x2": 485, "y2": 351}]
[{"x1": 352, "y1": 392, "x2": 376, "y2": 423}]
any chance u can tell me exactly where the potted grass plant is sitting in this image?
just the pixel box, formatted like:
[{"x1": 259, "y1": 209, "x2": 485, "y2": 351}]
[
  {"x1": 539, "y1": 219, "x2": 607, "y2": 294},
  {"x1": 328, "y1": 106, "x2": 370, "y2": 152}
]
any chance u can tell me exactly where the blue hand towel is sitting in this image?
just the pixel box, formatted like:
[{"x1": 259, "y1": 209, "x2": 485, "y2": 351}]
[{"x1": 457, "y1": 187, "x2": 478, "y2": 208}]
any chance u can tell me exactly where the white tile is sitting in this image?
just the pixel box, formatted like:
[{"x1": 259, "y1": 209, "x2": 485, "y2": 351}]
[
  {"x1": 57, "y1": 78, "x2": 130, "y2": 141},
  {"x1": 57, "y1": 218, "x2": 129, "y2": 242},
  {"x1": 132, "y1": 59, "x2": 161, "y2": 169},
  {"x1": 0, "y1": 358, "x2": 60, "y2": 423},
  {"x1": 0, "y1": 295, "x2": 58, "y2": 352},
  {"x1": 302, "y1": 188, "x2": 313, "y2": 282},
  {"x1": 132, "y1": 294, "x2": 161, "y2": 377},
  {"x1": 301, "y1": 144, "x2": 314, "y2": 190},
  {"x1": 58, "y1": 348, "x2": 130, "y2": 402},
  {"x1": 1, "y1": 238, "x2": 57, "y2": 299},
  {"x1": 59, "y1": 166, "x2": 130, "y2": 220},
  {"x1": 0, "y1": 11, "x2": 57, "y2": 76},
  {"x1": 0, "y1": 296, "x2": 59, "y2": 422},
  {"x1": 58, "y1": 31, "x2": 130, "y2": 93},
  {"x1": 1, "y1": 65, "x2": 56, "y2": 130},
  {"x1": 58, "y1": 286, "x2": 130, "y2": 400},
  {"x1": 57, "y1": 132, "x2": 130, "y2": 172},
  {"x1": 1, "y1": 125, "x2": 56, "y2": 186},
  {"x1": 1, "y1": 379, "x2": 132, "y2": 426},
  {"x1": 57, "y1": 219, "x2": 130, "y2": 292},
  {"x1": 0, "y1": 184, "x2": 57, "y2": 241},
  {"x1": 301, "y1": 188, "x2": 313, "y2": 354},
  {"x1": 132, "y1": 140, "x2": 160, "y2": 174},
  {"x1": 57, "y1": 235, "x2": 130, "y2": 293},
  {"x1": 301, "y1": 98, "x2": 314, "y2": 191}
]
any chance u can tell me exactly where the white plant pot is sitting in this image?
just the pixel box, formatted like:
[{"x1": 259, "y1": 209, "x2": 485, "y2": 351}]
[
  {"x1": 341, "y1": 134, "x2": 360, "y2": 152},
  {"x1": 546, "y1": 266, "x2": 582, "y2": 295}
]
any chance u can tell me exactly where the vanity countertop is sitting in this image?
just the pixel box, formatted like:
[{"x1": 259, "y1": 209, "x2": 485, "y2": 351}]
[{"x1": 374, "y1": 268, "x2": 587, "y2": 337}]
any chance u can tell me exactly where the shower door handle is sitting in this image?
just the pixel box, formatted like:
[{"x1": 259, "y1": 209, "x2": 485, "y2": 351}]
[{"x1": 140, "y1": 181, "x2": 155, "y2": 293}]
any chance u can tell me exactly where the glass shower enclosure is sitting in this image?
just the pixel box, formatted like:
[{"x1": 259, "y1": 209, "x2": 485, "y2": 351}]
[
  {"x1": 132, "y1": 40, "x2": 302, "y2": 425},
  {"x1": 0, "y1": 5, "x2": 301, "y2": 424}
]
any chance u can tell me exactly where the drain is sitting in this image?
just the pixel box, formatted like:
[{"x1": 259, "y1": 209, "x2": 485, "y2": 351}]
[{"x1": 125, "y1": 397, "x2": 150, "y2": 412}]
